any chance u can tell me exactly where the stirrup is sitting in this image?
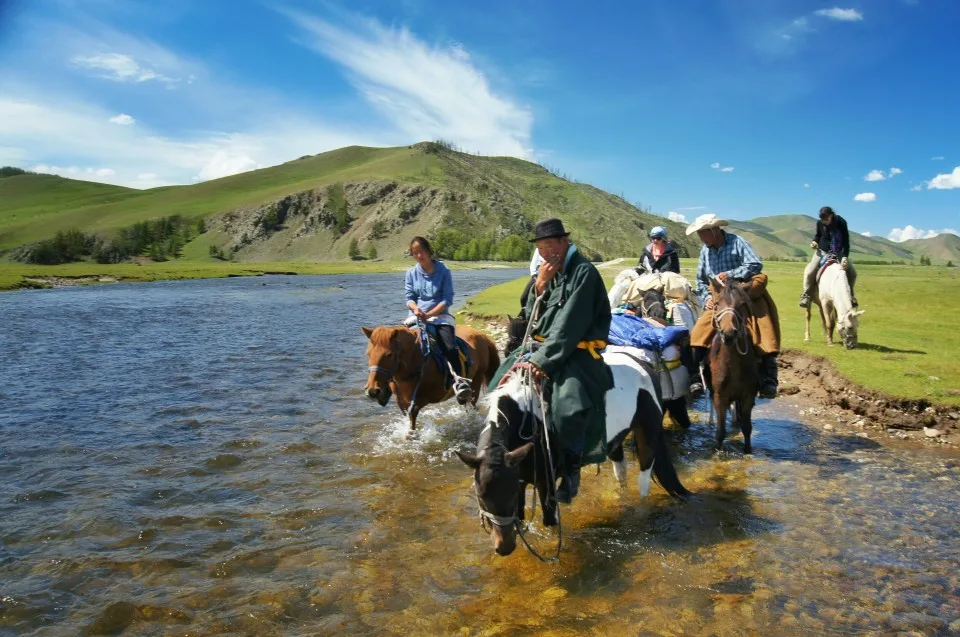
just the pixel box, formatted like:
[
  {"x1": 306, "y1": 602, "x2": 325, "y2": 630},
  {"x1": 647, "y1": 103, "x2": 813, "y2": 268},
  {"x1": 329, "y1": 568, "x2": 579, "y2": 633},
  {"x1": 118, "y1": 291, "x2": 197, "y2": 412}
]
[
  {"x1": 454, "y1": 378, "x2": 472, "y2": 401},
  {"x1": 758, "y1": 384, "x2": 778, "y2": 399}
]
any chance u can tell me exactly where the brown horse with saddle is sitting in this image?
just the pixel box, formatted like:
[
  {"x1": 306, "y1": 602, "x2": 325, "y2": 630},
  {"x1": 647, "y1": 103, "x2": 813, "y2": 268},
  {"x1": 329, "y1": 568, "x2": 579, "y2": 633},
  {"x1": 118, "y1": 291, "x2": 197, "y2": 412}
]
[{"x1": 362, "y1": 324, "x2": 500, "y2": 433}]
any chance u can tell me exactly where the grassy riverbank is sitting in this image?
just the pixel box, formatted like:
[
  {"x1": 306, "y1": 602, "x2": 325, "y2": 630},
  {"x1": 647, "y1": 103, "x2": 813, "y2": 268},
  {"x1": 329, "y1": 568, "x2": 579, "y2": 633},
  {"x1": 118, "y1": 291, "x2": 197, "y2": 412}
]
[
  {"x1": 0, "y1": 259, "x2": 525, "y2": 291},
  {"x1": 457, "y1": 258, "x2": 960, "y2": 406}
]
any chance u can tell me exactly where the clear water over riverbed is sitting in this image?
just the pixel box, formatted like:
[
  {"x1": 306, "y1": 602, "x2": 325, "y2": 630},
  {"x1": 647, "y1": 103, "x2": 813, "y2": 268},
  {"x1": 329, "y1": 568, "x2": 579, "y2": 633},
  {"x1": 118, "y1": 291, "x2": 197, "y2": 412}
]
[{"x1": 1, "y1": 272, "x2": 957, "y2": 636}]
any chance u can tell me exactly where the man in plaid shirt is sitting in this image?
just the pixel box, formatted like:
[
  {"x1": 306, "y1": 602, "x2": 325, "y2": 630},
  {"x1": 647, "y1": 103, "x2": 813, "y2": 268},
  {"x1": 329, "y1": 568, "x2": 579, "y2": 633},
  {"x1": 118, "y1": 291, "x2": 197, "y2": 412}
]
[{"x1": 687, "y1": 214, "x2": 780, "y2": 399}]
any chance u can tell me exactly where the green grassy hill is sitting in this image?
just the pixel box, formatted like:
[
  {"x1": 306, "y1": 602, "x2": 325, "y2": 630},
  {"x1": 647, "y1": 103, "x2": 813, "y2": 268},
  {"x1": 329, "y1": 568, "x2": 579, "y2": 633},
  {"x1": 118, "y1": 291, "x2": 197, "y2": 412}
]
[
  {"x1": 3, "y1": 144, "x2": 955, "y2": 265},
  {"x1": 0, "y1": 143, "x2": 698, "y2": 262},
  {"x1": 902, "y1": 233, "x2": 960, "y2": 263}
]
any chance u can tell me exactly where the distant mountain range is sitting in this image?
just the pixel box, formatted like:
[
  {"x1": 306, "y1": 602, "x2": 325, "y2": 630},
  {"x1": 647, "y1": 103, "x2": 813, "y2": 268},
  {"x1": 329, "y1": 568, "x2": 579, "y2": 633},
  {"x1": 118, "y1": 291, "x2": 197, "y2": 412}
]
[
  {"x1": 725, "y1": 214, "x2": 958, "y2": 263},
  {"x1": 1, "y1": 143, "x2": 957, "y2": 264}
]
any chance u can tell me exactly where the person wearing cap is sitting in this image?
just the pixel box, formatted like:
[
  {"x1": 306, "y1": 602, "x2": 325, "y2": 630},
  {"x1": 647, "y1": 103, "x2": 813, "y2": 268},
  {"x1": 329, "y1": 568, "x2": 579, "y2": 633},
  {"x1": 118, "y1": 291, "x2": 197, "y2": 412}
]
[
  {"x1": 685, "y1": 213, "x2": 781, "y2": 399},
  {"x1": 799, "y1": 206, "x2": 858, "y2": 308},
  {"x1": 492, "y1": 217, "x2": 614, "y2": 504},
  {"x1": 637, "y1": 226, "x2": 680, "y2": 274}
]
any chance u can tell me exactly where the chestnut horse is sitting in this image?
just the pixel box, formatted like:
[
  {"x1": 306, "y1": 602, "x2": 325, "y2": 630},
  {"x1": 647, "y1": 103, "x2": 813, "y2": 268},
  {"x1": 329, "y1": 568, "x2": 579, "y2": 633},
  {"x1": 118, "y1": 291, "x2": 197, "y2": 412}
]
[
  {"x1": 707, "y1": 279, "x2": 758, "y2": 454},
  {"x1": 361, "y1": 324, "x2": 500, "y2": 433}
]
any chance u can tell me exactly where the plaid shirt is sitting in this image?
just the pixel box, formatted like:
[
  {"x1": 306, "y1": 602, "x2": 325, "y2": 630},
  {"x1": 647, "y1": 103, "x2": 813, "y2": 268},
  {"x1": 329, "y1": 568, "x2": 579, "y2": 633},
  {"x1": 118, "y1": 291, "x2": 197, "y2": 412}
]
[{"x1": 694, "y1": 232, "x2": 763, "y2": 304}]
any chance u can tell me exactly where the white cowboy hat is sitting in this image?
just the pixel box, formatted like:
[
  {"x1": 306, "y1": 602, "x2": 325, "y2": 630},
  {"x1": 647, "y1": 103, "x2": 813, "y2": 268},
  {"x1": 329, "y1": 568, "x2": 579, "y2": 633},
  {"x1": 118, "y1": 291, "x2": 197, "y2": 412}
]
[{"x1": 685, "y1": 213, "x2": 729, "y2": 235}]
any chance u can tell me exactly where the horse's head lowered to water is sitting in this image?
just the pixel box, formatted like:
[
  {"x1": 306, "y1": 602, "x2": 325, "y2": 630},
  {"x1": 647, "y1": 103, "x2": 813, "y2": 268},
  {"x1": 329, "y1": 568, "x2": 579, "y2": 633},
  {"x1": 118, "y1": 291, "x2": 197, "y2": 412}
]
[{"x1": 456, "y1": 374, "x2": 546, "y2": 557}]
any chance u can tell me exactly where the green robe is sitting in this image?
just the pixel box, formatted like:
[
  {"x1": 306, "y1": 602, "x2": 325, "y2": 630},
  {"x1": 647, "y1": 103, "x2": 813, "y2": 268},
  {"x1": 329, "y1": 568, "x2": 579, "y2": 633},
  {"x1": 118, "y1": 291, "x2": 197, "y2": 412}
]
[{"x1": 490, "y1": 248, "x2": 615, "y2": 464}]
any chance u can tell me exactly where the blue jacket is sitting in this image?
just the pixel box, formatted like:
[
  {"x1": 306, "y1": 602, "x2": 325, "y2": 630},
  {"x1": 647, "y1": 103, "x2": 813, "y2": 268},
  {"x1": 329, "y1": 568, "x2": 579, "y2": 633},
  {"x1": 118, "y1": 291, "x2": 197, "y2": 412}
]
[{"x1": 405, "y1": 260, "x2": 455, "y2": 317}]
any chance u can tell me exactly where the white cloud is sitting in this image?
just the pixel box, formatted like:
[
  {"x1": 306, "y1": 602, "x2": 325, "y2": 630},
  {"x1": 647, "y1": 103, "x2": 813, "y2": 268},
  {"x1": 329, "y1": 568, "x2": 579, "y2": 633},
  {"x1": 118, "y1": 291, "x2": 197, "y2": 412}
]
[
  {"x1": 887, "y1": 226, "x2": 960, "y2": 242},
  {"x1": 667, "y1": 211, "x2": 688, "y2": 223},
  {"x1": 927, "y1": 166, "x2": 960, "y2": 190},
  {"x1": 109, "y1": 113, "x2": 134, "y2": 125},
  {"x1": 864, "y1": 169, "x2": 885, "y2": 182},
  {"x1": 0, "y1": 96, "x2": 375, "y2": 188},
  {"x1": 710, "y1": 162, "x2": 720, "y2": 169},
  {"x1": 854, "y1": 192, "x2": 876, "y2": 202},
  {"x1": 861, "y1": 231, "x2": 873, "y2": 237},
  {"x1": 711, "y1": 162, "x2": 735, "y2": 172},
  {"x1": 33, "y1": 164, "x2": 114, "y2": 178},
  {"x1": 804, "y1": 183, "x2": 810, "y2": 188},
  {"x1": 286, "y1": 12, "x2": 533, "y2": 158},
  {"x1": 911, "y1": 184, "x2": 923, "y2": 192},
  {"x1": 815, "y1": 8, "x2": 864, "y2": 21},
  {"x1": 888, "y1": 167, "x2": 902, "y2": 177},
  {"x1": 931, "y1": 156, "x2": 944, "y2": 161},
  {"x1": 72, "y1": 53, "x2": 178, "y2": 86},
  {"x1": 194, "y1": 149, "x2": 259, "y2": 181}
]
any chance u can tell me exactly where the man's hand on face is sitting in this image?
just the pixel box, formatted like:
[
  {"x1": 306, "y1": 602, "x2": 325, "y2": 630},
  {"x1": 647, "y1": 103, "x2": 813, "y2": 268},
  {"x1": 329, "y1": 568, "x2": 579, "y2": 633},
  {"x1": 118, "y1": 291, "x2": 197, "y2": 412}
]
[{"x1": 535, "y1": 256, "x2": 562, "y2": 294}]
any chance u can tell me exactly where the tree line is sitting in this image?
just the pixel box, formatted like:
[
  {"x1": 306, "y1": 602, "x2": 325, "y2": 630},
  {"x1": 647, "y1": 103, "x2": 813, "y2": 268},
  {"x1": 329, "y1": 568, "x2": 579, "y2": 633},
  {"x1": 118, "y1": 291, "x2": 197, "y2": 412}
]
[{"x1": 18, "y1": 216, "x2": 204, "y2": 265}]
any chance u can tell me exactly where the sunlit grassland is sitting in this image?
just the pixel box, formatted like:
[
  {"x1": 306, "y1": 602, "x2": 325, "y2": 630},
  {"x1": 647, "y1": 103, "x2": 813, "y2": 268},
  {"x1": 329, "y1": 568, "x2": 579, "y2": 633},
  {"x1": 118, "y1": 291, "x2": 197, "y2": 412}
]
[{"x1": 458, "y1": 258, "x2": 960, "y2": 406}]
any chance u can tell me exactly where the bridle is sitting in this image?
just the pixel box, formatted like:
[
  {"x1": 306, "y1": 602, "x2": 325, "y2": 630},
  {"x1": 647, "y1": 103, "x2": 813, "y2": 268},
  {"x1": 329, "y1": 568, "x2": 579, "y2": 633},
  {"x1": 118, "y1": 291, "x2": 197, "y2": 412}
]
[
  {"x1": 471, "y1": 371, "x2": 562, "y2": 562},
  {"x1": 713, "y1": 305, "x2": 749, "y2": 356}
]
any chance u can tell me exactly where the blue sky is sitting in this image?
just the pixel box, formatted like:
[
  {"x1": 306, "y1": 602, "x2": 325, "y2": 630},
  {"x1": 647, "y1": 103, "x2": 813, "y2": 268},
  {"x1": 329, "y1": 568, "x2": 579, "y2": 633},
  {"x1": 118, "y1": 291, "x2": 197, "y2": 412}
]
[{"x1": 1, "y1": 0, "x2": 957, "y2": 241}]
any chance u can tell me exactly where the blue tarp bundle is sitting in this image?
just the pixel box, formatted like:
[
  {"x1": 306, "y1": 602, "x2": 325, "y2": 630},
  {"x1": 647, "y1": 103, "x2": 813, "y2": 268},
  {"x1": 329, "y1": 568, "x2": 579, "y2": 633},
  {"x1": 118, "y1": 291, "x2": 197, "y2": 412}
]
[{"x1": 608, "y1": 312, "x2": 689, "y2": 351}]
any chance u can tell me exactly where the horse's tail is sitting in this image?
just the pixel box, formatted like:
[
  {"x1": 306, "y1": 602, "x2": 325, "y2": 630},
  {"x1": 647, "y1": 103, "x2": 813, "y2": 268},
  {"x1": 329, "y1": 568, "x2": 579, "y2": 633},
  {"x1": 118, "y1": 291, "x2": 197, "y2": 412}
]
[
  {"x1": 652, "y1": 432, "x2": 691, "y2": 499},
  {"x1": 483, "y1": 334, "x2": 501, "y2": 387}
]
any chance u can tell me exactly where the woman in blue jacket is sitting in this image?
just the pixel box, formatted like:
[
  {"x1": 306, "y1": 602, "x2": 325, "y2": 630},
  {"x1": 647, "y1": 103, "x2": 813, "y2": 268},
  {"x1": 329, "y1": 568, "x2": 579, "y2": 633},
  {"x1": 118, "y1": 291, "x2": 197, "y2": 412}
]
[{"x1": 404, "y1": 236, "x2": 472, "y2": 401}]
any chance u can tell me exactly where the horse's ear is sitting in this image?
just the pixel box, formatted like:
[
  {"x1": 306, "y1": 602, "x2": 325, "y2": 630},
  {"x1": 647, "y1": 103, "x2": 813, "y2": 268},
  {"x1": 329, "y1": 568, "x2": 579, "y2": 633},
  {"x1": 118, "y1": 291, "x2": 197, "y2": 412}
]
[
  {"x1": 854, "y1": 309, "x2": 865, "y2": 317},
  {"x1": 361, "y1": 326, "x2": 374, "y2": 340},
  {"x1": 504, "y1": 442, "x2": 534, "y2": 468},
  {"x1": 455, "y1": 449, "x2": 483, "y2": 470},
  {"x1": 709, "y1": 277, "x2": 722, "y2": 295}
]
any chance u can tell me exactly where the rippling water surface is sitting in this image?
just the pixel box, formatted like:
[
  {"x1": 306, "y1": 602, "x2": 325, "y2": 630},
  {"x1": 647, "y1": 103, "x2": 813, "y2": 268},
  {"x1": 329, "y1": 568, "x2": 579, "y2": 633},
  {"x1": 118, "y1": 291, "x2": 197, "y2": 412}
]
[{"x1": 1, "y1": 271, "x2": 957, "y2": 636}]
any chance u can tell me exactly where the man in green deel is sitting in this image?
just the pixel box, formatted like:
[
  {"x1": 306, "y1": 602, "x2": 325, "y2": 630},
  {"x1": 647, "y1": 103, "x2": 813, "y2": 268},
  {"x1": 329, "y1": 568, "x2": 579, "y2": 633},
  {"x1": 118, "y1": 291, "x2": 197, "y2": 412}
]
[{"x1": 492, "y1": 217, "x2": 614, "y2": 503}]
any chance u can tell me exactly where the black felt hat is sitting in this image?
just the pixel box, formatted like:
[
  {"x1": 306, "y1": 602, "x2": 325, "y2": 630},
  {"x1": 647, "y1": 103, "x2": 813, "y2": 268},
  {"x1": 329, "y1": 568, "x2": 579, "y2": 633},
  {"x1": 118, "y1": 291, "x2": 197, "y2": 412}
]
[{"x1": 530, "y1": 217, "x2": 570, "y2": 242}]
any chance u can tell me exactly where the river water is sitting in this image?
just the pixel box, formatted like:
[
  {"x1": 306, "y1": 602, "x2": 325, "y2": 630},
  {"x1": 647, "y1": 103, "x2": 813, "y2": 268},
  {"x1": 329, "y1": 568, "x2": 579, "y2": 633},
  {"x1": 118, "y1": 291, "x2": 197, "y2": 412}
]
[{"x1": 1, "y1": 271, "x2": 957, "y2": 636}]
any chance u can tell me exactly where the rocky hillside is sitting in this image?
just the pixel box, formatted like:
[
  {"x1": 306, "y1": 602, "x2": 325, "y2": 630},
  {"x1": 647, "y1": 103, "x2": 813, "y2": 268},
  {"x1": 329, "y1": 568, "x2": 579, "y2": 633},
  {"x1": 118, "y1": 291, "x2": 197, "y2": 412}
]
[{"x1": 197, "y1": 142, "x2": 700, "y2": 262}]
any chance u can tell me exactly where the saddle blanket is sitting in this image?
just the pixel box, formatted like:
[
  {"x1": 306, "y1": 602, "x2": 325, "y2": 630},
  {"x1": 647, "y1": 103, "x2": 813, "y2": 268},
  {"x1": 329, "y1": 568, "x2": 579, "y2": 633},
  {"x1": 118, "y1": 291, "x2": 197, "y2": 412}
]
[
  {"x1": 605, "y1": 344, "x2": 690, "y2": 401},
  {"x1": 817, "y1": 257, "x2": 839, "y2": 284},
  {"x1": 608, "y1": 312, "x2": 689, "y2": 351}
]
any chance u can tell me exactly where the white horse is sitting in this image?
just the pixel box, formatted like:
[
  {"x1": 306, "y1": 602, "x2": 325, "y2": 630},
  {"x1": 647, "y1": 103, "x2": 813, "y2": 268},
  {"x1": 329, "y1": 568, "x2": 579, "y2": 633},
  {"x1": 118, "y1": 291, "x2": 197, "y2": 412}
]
[{"x1": 804, "y1": 255, "x2": 864, "y2": 349}]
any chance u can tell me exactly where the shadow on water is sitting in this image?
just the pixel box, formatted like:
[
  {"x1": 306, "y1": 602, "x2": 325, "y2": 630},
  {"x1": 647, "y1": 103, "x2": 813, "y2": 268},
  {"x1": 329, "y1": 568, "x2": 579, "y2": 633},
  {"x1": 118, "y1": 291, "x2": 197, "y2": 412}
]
[
  {"x1": 856, "y1": 342, "x2": 927, "y2": 355},
  {"x1": 559, "y1": 483, "x2": 781, "y2": 597}
]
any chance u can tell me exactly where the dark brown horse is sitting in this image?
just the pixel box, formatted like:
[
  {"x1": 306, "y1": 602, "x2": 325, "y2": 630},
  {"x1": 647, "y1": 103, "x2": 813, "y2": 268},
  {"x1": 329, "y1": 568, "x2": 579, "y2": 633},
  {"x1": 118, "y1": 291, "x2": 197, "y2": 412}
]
[
  {"x1": 361, "y1": 324, "x2": 500, "y2": 433},
  {"x1": 707, "y1": 279, "x2": 759, "y2": 453}
]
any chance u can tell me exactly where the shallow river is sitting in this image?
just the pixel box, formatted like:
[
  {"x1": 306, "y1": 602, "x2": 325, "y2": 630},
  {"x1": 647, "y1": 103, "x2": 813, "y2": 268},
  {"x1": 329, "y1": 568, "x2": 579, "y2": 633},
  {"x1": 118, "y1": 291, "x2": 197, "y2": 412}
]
[{"x1": 1, "y1": 271, "x2": 957, "y2": 636}]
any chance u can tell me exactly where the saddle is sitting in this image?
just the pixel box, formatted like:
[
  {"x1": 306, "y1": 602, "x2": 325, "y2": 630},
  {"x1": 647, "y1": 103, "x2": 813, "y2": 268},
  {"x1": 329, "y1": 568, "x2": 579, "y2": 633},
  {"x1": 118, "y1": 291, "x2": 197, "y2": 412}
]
[
  {"x1": 421, "y1": 323, "x2": 472, "y2": 386},
  {"x1": 816, "y1": 256, "x2": 839, "y2": 284}
]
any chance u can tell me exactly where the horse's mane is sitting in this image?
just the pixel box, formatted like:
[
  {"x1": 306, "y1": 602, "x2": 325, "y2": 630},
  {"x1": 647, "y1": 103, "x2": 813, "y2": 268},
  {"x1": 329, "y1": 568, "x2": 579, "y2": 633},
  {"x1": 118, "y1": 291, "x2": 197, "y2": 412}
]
[
  {"x1": 481, "y1": 373, "x2": 542, "y2": 419},
  {"x1": 718, "y1": 281, "x2": 752, "y2": 313},
  {"x1": 367, "y1": 325, "x2": 415, "y2": 350}
]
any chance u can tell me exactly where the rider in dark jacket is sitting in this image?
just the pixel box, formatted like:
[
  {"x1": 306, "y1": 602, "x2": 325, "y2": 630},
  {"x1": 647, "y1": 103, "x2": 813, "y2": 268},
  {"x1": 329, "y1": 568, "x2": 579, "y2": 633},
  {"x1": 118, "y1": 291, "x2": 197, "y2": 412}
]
[
  {"x1": 799, "y1": 206, "x2": 858, "y2": 308},
  {"x1": 637, "y1": 226, "x2": 680, "y2": 274}
]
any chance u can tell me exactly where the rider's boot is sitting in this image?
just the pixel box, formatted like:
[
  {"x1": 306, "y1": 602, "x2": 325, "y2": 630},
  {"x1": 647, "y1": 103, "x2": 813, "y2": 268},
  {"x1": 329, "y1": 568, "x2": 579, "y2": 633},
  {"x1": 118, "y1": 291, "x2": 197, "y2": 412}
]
[
  {"x1": 758, "y1": 354, "x2": 779, "y2": 399},
  {"x1": 556, "y1": 451, "x2": 582, "y2": 504},
  {"x1": 798, "y1": 293, "x2": 811, "y2": 308},
  {"x1": 688, "y1": 346, "x2": 707, "y2": 396}
]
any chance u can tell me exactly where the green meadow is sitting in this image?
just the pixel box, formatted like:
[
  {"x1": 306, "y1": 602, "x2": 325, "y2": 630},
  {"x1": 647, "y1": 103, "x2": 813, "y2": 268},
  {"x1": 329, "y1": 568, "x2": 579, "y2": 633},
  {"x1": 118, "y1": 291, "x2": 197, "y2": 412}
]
[{"x1": 457, "y1": 259, "x2": 960, "y2": 406}]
